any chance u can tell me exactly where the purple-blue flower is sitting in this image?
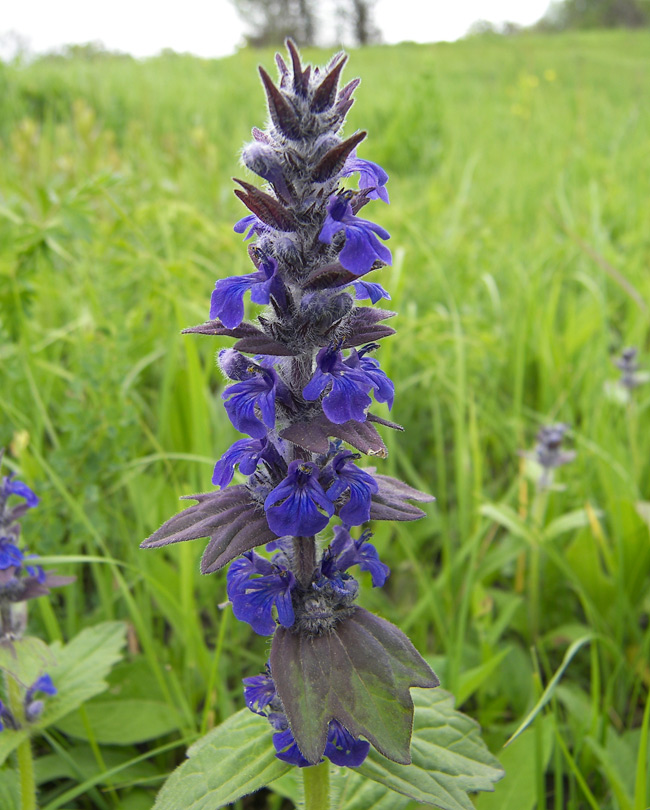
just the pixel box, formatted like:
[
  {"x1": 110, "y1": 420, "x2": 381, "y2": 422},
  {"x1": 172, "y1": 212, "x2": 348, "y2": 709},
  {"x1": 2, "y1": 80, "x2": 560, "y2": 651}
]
[
  {"x1": 0, "y1": 541, "x2": 24, "y2": 570},
  {"x1": 212, "y1": 438, "x2": 268, "y2": 488},
  {"x1": 227, "y1": 551, "x2": 296, "y2": 636},
  {"x1": 325, "y1": 451, "x2": 378, "y2": 526},
  {"x1": 345, "y1": 345, "x2": 394, "y2": 409},
  {"x1": 26, "y1": 674, "x2": 57, "y2": 702},
  {"x1": 342, "y1": 154, "x2": 390, "y2": 204},
  {"x1": 222, "y1": 360, "x2": 279, "y2": 439},
  {"x1": 210, "y1": 256, "x2": 285, "y2": 329},
  {"x1": 319, "y1": 194, "x2": 391, "y2": 275},
  {"x1": 264, "y1": 461, "x2": 335, "y2": 537},
  {"x1": 323, "y1": 526, "x2": 390, "y2": 588},
  {"x1": 234, "y1": 214, "x2": 267, "y2": 240},
  {"x1": 2, "y1": 475, "x2": 39, "y2": 509},
  {"x1": 243, "y1": 668, "x2": 277, "y2": 715},
  {"x1": 303, "y1": 345, "x2": 373, "y2": 424},
  {"x1": 272, "y1": 714, "x2": 369, "y2": 768},
  {"x1": 351, "y1": 280, "x2": 391, "y2": 304}
]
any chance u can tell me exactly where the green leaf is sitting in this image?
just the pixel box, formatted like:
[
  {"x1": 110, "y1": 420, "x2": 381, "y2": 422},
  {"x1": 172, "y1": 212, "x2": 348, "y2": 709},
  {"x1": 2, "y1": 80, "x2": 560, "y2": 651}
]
[
  {"x1": 542, "y1": 508, "x2": 601, "y2": 542},
  {"x1": 36, "y1": 744, "x2": 160, "y2": 787},
  {"x1": 152, "y1": 709, "x2": 291, "y2": 810},
  {"x1": 505, "y1": 634, "x2": 593, "y2": 746},
  {"x1": 0, "y1": 768, "x2": 19, "y2": 810},
  {"x1": 0, "y1": 622, "x2": 126, "y2": 765},
  {"x1": 479, "y1": 503, "x2": 535, "y2": 543},
  {"x1": 355, "y1": 688, "x2": 504, "y2": 809},
  {"x1": 0, "y1": 636, "x2": 56, "y2": 686},
  {"x1": 270, "y1": 607, "x2": 439, "y2": 765},
  {"x1": 55, "y1": 698, "x2": 184, "y2": 744},
  {"x1": 456, "y1": 648, "x2": 512, "y2": 706},
  {"x1": 475, "y1": 716, "x2": 553, "y2": 810}
]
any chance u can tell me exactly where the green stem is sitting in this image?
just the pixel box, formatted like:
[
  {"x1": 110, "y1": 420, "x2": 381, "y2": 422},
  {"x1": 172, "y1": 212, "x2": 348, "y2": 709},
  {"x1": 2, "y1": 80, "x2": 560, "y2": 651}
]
[
  {"x1": 7, "y1": 676, "x2": 36, "y2": 810},
  {"x1": 303, "y1": 761, "x2": 330, "y2": 810}
]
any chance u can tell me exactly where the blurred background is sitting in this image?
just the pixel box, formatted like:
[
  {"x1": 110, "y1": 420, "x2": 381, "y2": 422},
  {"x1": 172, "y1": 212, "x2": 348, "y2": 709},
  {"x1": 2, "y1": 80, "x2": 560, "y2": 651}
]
[{"x1": 1, "y1": 1, "x2": 649, "y2": 809}]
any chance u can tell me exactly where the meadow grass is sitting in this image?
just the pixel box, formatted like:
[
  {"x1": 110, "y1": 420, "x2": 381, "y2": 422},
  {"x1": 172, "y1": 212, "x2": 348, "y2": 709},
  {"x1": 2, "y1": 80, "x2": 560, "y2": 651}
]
[{"x1": 0, "y1": 29, "x2": 649, "y2": 809}]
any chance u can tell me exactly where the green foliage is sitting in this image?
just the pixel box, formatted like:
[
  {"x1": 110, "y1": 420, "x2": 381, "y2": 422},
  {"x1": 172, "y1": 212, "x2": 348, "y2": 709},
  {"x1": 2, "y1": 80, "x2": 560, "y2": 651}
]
[
  {"x1": 152, "y1": 709, "x2": 291, "y2": 809},
  {"x1": 158, "y1": 687, "x2": 502, "y2": 809},
  {"x1": 0, "y1": 622, "x2": 126, "y2": 765},
  {"x1": 0, "y1": 31, "x2": 649, "y2": 808}
]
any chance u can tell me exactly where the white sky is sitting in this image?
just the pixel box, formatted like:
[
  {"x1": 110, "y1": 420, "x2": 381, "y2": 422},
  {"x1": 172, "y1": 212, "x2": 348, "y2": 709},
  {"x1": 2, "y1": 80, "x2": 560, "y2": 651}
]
[{"x1": 1, "y1": 0, "x2": 552, "y2": 60}]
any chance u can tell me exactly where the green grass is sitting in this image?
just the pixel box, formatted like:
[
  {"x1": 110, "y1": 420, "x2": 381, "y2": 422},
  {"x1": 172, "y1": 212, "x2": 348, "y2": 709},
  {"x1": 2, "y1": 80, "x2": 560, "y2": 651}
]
[{"x1": 1, "y1": 29, "x2": 649, "y2": 809}]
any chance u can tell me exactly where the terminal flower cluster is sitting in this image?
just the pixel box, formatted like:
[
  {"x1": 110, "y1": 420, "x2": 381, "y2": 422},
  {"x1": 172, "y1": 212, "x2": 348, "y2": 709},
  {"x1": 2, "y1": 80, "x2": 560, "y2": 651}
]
[
  {"x1": 143, "y1": 42, "x2": 438, "y2": 768},
  {"x1": 0, "y1": 452, "x2": 74, "y2": 636}
]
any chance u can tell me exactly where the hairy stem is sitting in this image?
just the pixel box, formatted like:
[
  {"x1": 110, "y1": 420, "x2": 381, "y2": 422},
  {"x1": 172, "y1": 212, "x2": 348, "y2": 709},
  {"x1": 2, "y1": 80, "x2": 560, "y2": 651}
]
[
  {"x1": 303, "y1": 761, "x2": 330, "y2": 810},
  {"x1": 7, "y1": 676, "x2": 36, "y2": 810},
  {"x1": 293, "y1": 535, "x2": 317, "y2": 588}
]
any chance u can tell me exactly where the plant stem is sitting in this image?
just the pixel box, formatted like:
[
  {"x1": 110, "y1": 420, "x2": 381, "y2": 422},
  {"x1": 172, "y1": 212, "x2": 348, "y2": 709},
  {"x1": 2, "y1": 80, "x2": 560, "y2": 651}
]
[
  {"x1": 293, "y1": 536, "x2": 316, "y2": 589},
  {"x1": 303, "y1": 761, "x2": 330, "y2": 810},
  {"x1": 7, "y1": 676, "x2": 36, "y2": 810}
]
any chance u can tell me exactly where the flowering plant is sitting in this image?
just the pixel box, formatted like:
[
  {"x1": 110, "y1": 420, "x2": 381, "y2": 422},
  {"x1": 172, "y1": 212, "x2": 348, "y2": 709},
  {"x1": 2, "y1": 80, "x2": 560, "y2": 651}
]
[{"x1": 144, "y1": 42, "x2": 502, "y2": 809}]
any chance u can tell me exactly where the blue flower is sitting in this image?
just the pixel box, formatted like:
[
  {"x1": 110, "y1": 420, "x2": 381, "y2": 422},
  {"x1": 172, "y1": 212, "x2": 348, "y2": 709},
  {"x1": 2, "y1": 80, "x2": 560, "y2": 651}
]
[
  {"x1": 212, "y1": 438, "x2": 270, "y2": 488},
  {"x1": 222, "y1": 360, "x2": 280, "y2": 439},
  {"x1": 0, "y1": 541, "x2": 24, "y2": 570},
  {"x1": 324, "y1": 719, "x2": 371, "y2": 767},
  {"x1": 325, "y1": 451, "x2": 378, "y2": 526},
  {"x1": 243, "y1": 667, "x2": 277, "y2": 715},
  {"x1": 303, "y1": 345, "x2": 373, "y2": 424},
  {"x1": 345, "y1": 344, "x2": 394, "y2": 409},
  {"x1": 26, "y1": 674, "x2": 57, "y2": 700},
  {"x1": 272, "y1": 713, "x2": 369, "y2": 768},
  {"x1": 24, "y1": 673, "x2": 57, "y2": 723},
  {"x1": 2, "y1": 475, "x2": 39, "y2": 509},
  {"x1": 234, "y1": 214, "x2": 267, "y2": 240},
  {"x1": 264, "y1": 461, "x2": 335, "y2": 537},
  {"x1": 210, "y1": 256, "x2": 285, "y2": 329},
  {"x1": 323, "y1": 526, "x2": 390, "y2": 588},
  {"x1": 319, "y1": 194, "x2": 391, "y2": 275},
  {"x1": 351, "y1": 280, "x2": 391, "y2": 304},
  {"x1": 342, "y1": 154, "x2": 390, "y2": 204},
  {"x1": 227, "y1": 551, "x2": 296, "y2": 635}
]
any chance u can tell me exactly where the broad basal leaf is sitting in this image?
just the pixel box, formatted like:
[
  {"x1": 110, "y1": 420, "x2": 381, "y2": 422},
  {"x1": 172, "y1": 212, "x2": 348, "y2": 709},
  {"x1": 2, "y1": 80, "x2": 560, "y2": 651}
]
[
  {"x1": 55, "y1": 698, "x2": 184, "y2": 744},
  {"x1": 357, "y1": 688, "x2": 505, "y2": 810},
  {"x1": 0, "y1": 635, "x2": 56, "y2": 686},
  {"x1": 0, "y1": 621, "x2": 126, "y2": 765},
  {"x1": 270, "y1": 607, "x2": 439, "y2": 766},
  {"x1": 152, "y1": 708, "x2": 291, "y2": 810}
]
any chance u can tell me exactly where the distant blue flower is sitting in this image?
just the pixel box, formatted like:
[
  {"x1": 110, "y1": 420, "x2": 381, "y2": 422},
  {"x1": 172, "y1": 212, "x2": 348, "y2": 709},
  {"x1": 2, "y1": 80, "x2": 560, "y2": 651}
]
[
  {"x1": 24, "y1": 674, "x2": 56, "y2": 723},
  {"x1": 0, "y1": 541, "x2": 23, "y2": 570},
  {"x1": 351, "y1": 280, "x2": 391, "y2": 304},
  {"x1": 212, "y1": 438, "x2": 268, "y2": 488},
  {"x1": 26, "y1": 674, "x2": 57, "y2": 699},
  {"x1": 325, "y1": 451, "x2": 378, "y2": 526},
  {"x1": 210, "y1": 256, "x2": 285, "y2": 329},
  {"x1": 222, "y1": 361, "x2": 279, "y2": 439},
  {"x1": 319, "y1": 195, "x2": 391, "y2": 275},
  {"x1": 0, "y1": 701, "x2": 18, "y2": 732},
  {"x1": 243, "y1": 668, "x2": 277, "y2": 715},
  {"x1": 303, "y1": 346, "x2": 372, "y2": 424},
  {"x1": 342, "y1": 154, "x2": 390, "y2": 204},
  {"x1": 264, "y1": 461, "x2": 335, "y2": 537},
  {"x1": 323, "y1": 526, "x2": 390, "y2": 588},
  {"x1": 345, "y1": 345, "x2": 394, "y2": 409},
  {"x1": 2, "y1": 475, "x2": 39, "y2": 509},
  {"x1": 227, "y1": 551, "x2": 296, "y2": 635},
  {"x1": 234, "y1": 214, "x2": 267, "y2": 240}
]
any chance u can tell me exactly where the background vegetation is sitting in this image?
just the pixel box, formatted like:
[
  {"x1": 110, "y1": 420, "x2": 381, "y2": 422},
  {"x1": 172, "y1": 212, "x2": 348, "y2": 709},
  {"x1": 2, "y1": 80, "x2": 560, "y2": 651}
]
[{"x1": 1, "y1": 29, "x2": 649, "y2": 809}]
